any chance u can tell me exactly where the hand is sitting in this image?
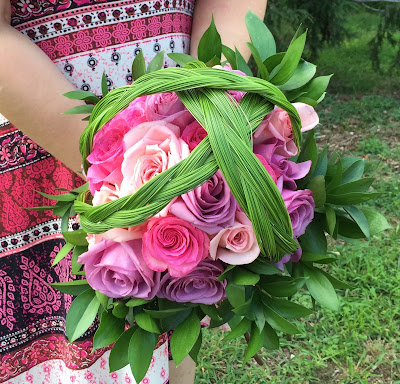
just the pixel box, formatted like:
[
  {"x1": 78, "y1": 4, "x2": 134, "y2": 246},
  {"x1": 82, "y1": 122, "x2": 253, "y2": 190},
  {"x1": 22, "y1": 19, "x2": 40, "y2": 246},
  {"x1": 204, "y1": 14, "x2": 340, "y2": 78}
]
[{"x1": 0, "y1": 0, "x2": 11, "y2": 25}]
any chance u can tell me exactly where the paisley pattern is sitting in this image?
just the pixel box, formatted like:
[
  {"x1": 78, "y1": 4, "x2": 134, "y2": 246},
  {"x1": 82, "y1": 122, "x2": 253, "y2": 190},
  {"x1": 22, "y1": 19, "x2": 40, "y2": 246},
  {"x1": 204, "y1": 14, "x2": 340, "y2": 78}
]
[{"x1": 0, "y1": 0, "x2": 195, "y2": 382}]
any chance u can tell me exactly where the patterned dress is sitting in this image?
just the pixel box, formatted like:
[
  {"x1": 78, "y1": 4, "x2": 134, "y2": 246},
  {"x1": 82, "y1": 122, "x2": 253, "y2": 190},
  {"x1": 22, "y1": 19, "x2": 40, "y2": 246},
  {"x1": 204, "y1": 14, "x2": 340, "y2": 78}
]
[{"x1": 0, "y1": 1, "x2": 195, "y2": 383}]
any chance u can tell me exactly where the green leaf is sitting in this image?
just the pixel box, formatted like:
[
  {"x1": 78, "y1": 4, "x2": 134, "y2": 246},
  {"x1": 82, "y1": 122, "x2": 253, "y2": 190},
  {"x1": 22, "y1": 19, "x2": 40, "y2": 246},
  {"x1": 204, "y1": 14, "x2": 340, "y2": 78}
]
[
  {"x1": 36, "y1": 190, "x2": 78, "y2": 201},
  {"x1": 264, "y1": 305, "x2": 300, "y2": 334},
  {"x1": 109, "y1": 326, "x2": 137, "y2": 372},
  {"x1": 294, "y1": 75, "x2": 333, "y2": 104},
  {"x1": 96, "y1": 291, "x2": 109, "y2": 310},
  {"x1": 112, "y1": 301, "x2": 129, "y2": 319},
  {"x1": 313, "y1": 146, "x2": 328, "y2": 178},
  {"x1": 71, "y1": 246, "x2": 85, "y2": 275},
  {"x1": 101, "y1": 72, "x2": 109, "y2": 97},
  {"x1": 246, "y1": 260, "x2": 282, "y2": 275},
  {"x1": 199, "y1": 304, "x2": 222, "y2": 322},
  {"x1": 160, "y1": 308, "x2": 192, "y2": 332},
  {"x1": 131, "y1": 50, "x2": 146, "y2": 81},
  {"x1": 341, "y1": 159, "x2": 365, "y2": 184},
  {"x1": 167, "y1": 53, "x2": 197, "y2": 67},
  {"x1": 245, "y1": 10, "x2": 276, "y2": 61},
  {"x1": 279, "y1": 60, "x2": 317, "y2": 91},
  {"x1": 170, "y1": 311, "x2": 201, "y2": 366},
  {"x1": 225, "y1": 284, "x2": 246, "y2": 308},
  {"x1": 247, "y1": 42, "x2": 269, "y2": 80},
  {"x1": 135, "y1": 311, "x2": 160, "y2": 333},
  {"x1": 205, "y1": 55, "x2": 221, "y2": 67},
  {"x1": 319, "y1": 270, "x2": 350, "y2": 289},
  {"x1": 129, "y1": 329, "x2": 158, "y2": 383},
  {"x1": 264, "y1": 297, "x2": 313, "y2": 319},
  {"x1": 307, "y1": 175, "x2": 326, "y2": 208},
  {"x1": 325, "y1": 205, "x2": 336, "y2": 236},
  {"x1": 360, "y1": 208, "x2": 391, "y2": 235},
  {"x1": 300, "y1": 219, "x2": 327, "y2": 254},
  {"x1": 235, "y1": 48, "x2": 253, "y2": 76},
  {"x1": 126, "y1": 298, "x2": 152, "y2": 307},
  {"x1": 300, "y1": 250, "x2": 336, "y2": 264},
  {"x1": 223, "y1": 317, "x2": 251, "y2": 341},
  {"x1": 269, "y1": 31, "x2": 307, "y2": 85},
  {"x1": 64, "y1": 104, "x2": 95, "y2": 115},
  {"x1": 304, "y1": 265, "x2": 339, "y2": 311},
  {"x1": 189, "y1": 330, "x2": 202, "y2": 364},
  {"x1": 232, "y1": 268, "x2": 260, "y2": 286},
  {"x1": 326, "y1": 192, "x2": 381, "y2": 205},
  {"x1": 51, "y1": 279, "x2": 90, "y2": 296},
  {"x1": 296, "y1": 131, "x2": 318, "y2": 188},
  {"x1": 66, "y1": 289, "x2": 100, "y2": 342},
  {"x1": 222, "y1": 45, "x2": 237, "y2": 69},
  {"x1": 63, "y1": 90, "x2": 100, "y2": 104},
  {"x1": 344, "y1": 205, "x2": 370, "y2": 239},
  {"x1": 329, "y1": 178, "x2": 375, "y2": 195},
  {"x1": 147, "y1": 50, "x2": 165, "y2": 73},
  {"x1": 217, "y1": 264, "x2": 235, "y2": 282},
  {"x1": 261, "y1": 277, "x2": 307, "y2": 297},
  {"x1": 93, "y1": 311, "x2": 125, "y2": 350},
  {"x1": 62, "y1": 229, "x2": 88, "y2": 246},
  {"x1": 263, "y1": 322, "x2": 279, "y2": 350},
  {"x1": 244, "y1": 322, "x2": 264, "y2": 362},
  {"x1": 144, "y1": 307, "x2": 190, "y2": 319},
  {"x1": 198, "y1": 16, "x2": 222, "y2": 63},
  {"x1": 52, "y1": 242, "x2": 74, "y2": 266}
]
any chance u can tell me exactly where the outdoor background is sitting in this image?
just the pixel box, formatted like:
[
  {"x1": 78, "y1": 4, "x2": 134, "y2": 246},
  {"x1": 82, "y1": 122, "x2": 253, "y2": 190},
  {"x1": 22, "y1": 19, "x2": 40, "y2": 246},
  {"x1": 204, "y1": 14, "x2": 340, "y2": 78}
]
[{"x1": 195, "y1": 1, "x2": 400, "y2": 383}]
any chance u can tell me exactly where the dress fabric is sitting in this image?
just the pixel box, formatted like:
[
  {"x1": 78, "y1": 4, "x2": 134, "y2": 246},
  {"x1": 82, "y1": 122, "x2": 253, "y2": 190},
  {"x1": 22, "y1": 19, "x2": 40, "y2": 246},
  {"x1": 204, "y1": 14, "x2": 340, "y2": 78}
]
[{"x1": 0, "y1": 1, "x2": 195, "y2": 383}]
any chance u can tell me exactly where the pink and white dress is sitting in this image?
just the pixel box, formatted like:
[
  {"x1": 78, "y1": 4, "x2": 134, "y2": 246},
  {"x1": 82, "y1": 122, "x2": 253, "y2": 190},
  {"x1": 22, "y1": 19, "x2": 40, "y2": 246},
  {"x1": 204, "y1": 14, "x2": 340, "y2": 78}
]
[{"x1": 0, "y1": 1, "x2": 195, "y2": 383}]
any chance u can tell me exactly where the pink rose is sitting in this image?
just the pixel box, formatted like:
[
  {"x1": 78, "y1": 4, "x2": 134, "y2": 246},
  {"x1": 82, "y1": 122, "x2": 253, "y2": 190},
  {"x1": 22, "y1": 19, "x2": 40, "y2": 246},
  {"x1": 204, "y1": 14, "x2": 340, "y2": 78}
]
[
  {"x1": 170, "y1": 170, "x2": 236, "y2": 234},
  {"x1": 120, "y1": 121, "x2": 189, "y2": 196},
  {"x1": 181, "y1": 121, "x2": 207, "y2": 151},
  {"x1": 86, "y1": 117, "x2": 128, "y2": 194},
  {"x1": 293, "y1": 102, "x2": 319, "y2": 132},
  {"x1": 142, "y1": 215, "x2": 209, "y2": 278},
  {"x1": 210, "y1": 211, "x2": 260, "y2": 265},
  {"x1": 78, "y1": 239, "x2": 160, "y2": 299},
  {"x1": 282, "y1": 188, "x2": 315, "y2": 238},
  {"x1": 213, "y1": 64, "x2": 247, "y2": 102},
  {"x1": 86, "y1": 96, "x2": 148, "y2": 194},
  {"x1": 255, "y1": 154, "x2": 278, "y2": 184},
  {"x1": 145, "y1": 92, "x2": 194, "y2": 129}
]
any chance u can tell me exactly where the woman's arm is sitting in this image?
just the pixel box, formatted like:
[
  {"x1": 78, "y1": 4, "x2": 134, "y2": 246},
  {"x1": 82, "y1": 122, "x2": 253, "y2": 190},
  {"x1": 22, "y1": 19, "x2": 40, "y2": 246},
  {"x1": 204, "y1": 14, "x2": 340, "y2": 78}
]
[
  {"x1": 190, "y1": 0, "x2": 268, "y2": 60},
  {"x1": 0, "y1": 4, "x2": 86, "y2": 174}
]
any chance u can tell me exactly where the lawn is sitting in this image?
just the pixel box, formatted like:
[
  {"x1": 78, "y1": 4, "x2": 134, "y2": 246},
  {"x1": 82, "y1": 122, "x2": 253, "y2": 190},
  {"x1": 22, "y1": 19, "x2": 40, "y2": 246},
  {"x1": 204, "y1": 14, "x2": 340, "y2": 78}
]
[{"x1": 194, "y1": 10, "x2": 400, "y2": 384}]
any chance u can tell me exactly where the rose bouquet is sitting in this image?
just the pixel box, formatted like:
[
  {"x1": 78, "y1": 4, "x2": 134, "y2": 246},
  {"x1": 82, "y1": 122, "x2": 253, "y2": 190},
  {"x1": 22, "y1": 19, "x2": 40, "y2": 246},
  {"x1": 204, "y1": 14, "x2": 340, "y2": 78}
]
[{"x1": 37, "y1": 11, "x2": 389, "y2": 383}]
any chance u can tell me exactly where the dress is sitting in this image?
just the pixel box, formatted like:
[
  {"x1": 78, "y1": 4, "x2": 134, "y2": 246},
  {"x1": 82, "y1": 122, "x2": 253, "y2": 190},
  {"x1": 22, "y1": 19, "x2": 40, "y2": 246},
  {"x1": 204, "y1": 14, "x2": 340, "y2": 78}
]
[{"x1": 0, "y1": 1, "x2": 195, "y2": 383}]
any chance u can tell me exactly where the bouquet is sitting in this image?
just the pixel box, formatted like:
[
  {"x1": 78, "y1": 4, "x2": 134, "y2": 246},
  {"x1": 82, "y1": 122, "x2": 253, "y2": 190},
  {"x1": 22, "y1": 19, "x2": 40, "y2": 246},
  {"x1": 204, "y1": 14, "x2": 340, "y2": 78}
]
[{"x1": 37, "y1": 11, "x2": 389, "y2": 383}]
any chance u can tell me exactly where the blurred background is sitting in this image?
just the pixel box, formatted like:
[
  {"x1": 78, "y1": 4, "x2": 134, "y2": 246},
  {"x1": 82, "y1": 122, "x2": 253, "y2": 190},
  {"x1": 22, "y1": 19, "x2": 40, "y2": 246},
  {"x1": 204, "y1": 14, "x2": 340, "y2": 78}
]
[{"x1": 196, "y1": 2, "x2": 400, "y2": 383}]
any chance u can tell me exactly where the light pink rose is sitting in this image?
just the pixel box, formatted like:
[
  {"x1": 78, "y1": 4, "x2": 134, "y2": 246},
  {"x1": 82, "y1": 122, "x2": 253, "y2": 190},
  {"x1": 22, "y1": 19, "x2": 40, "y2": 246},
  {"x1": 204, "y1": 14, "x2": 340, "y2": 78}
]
[
  {"x1": 145, "y1": 92, "x2": 194, "y2": 129},
  {"x1": 253, "y1": 103, "x2": 319, "y2": 157},
  {"x1": 92, "y1": 184, "x2": 143, "y2": 242},
  {"x1": 120, "y1": 121, "x2": 189, "y2": 196},
  {"x1": 142, "y1": 215, "x2": 210, "y2": 278},
  {"x1": 181, "y1": 121, "x2": 207, "y2": 151},
  {"x1": 78, "y1": 239, "x2": 160, "y2": 299},
  {"x1": 209, "y1": 211, "x2": 260, "y2": 265}
]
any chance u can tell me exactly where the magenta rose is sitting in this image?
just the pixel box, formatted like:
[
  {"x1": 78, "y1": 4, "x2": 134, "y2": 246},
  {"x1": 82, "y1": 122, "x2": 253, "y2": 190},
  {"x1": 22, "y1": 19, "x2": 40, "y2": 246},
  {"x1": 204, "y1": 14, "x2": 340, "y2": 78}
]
[
  {"x1": 142, "y1": 215, "x2": 210, "y2": 277},
  {"x1": 145, "y1": 92, "x2": 194, "y2": 129},
  {"x1": 158, "y1": 260, "x2": 227, "y2": 305},
  {"x1": 181, "y1": 121, "x2": 208, "y2": 151},
  {"x1": 78, "y1": 239, "x2": 160, "y2": 299},
  {"x1": 282, "y1": 189, "x2": 315, "y2": 238},
  {"x1": 209, "y1": 211, "x2": 260, "y2": 265},
  {"x1": 170, "y1": 170, "x2": 236, "y2": 234},
  {"x1": 120, "y1": 121, "x2": 189, "y2": 196}
]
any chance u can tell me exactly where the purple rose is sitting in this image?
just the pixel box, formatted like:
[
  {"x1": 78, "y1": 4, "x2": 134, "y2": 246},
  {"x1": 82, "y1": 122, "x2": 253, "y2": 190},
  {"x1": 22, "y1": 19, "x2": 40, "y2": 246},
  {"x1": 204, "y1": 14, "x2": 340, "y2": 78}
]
[
  {"x1": 255, "y1": 143, "x2": 312, "y2": 190},
  {"x1": 170, "y1": 170, "x2": 236, "y2": 234},
  {"x1": 78, "y1": 239, "x2": 160, "y2": 299},
  {"x1": 274, "y1": 246, "x2": 302, "y2": 272},
  {"x1": 282, "y1": 189, "x2": 315, "y2": 238},
  {"x1": 158, "y1": 260, "x2": 227, "y2": 305}
]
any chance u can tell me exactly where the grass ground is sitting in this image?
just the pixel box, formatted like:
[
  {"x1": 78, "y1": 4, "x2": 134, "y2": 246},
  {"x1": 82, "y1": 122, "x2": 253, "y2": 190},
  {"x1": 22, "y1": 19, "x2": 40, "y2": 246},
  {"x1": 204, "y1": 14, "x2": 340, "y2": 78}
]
[{"x1": 194, "y1": 10, "x2": 400, "y2": 384}]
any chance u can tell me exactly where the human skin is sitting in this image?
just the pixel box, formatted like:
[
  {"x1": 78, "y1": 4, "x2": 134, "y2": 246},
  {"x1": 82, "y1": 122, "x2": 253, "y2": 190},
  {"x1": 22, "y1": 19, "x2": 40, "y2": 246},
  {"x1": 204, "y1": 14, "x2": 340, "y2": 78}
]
[{"x1": 0, "y1": 0, "x2": 267, "y2": 382}]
